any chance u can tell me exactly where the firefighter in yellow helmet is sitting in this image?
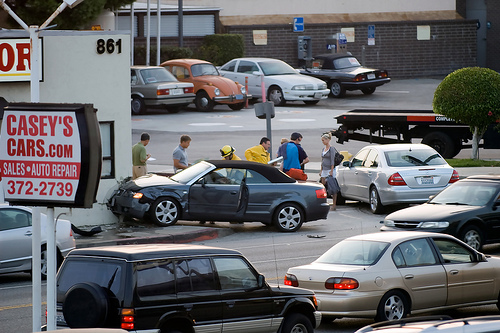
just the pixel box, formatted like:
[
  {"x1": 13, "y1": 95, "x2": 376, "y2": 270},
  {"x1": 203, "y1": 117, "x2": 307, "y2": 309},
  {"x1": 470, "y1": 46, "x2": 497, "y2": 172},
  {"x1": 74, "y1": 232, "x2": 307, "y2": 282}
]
[{"x1": 220, "y1": 145, "x2": 241, "y2": 160}]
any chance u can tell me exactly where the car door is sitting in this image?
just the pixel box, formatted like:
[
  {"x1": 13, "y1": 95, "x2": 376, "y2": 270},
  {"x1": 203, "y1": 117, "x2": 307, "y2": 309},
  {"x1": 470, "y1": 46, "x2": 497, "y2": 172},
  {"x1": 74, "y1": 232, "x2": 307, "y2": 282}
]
[
  {"x1": 341, "y1": 148, "x2": 370, "y2": 200},
  {"x1": 188, "y1": 168, "x2": 243, "y2": 220},
  {"x1": 357, "y1": 149, "x2": 380, "y2": 201},
  {"x1": 393, "y1": 238, "x2": 447, "y2": 310},
  {"x1": 0, "y1": 208, "x2": 33, "y2": 273},
  {"x1": 234, "y1": 60, "x2": 262, "y2": 97},
  {"x1": 213, "y1": 256, "x2": 274, "y2": 333},
  {"x1": 431, "y1": 237, "x2": 497, "y2": 305}
]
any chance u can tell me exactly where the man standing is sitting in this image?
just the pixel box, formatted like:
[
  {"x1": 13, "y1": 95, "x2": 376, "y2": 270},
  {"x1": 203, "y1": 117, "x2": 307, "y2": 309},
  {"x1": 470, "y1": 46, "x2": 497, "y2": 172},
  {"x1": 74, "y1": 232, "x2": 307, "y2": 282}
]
[
  {"x1": 173, "y1": 134, "x2": 191, "y2": 172},
  {"x1": 244, "y1": 137, "x2": 271, "y2": 164},
  {"x1": 132, "y1": 132, "x2": 151, "y2": 179},
  {"x1": 277, "y1": 132, "x2": 309, "y2": 173}
]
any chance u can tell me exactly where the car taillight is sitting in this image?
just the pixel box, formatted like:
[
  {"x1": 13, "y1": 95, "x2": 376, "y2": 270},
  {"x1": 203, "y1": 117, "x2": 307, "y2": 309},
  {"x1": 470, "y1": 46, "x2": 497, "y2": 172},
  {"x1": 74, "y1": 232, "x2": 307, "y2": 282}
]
[
  {"x1": 121, "y1": 308, "x2": 135, "y2": 330},
  {"x1": 380, "y1": 71, "x2": 388, "y2": 78},
  {"x1": 388, "y1": 173, "x2": 407, "y2": 186},
  {"x1": 325, "y1": 277, "x2": 359, "y2": 290},
  {"x1": 316, "y1": 188, "x2": 327, "y2": 198},
  {"x1": 354, "y1": 74, "x2": 366, "y2": 82},
  {"x1": 157, "y1": 88, "x2": 170, "y2": 96},
  {"x1": 284, "y1": 273, "x2": 299, "y2": 287},
  {"x1": 184, "y1": 87, "x2": 194, "y2": 93},
  {"x1": 449, "y1": 170, "x2": 459, "y2": 183}
]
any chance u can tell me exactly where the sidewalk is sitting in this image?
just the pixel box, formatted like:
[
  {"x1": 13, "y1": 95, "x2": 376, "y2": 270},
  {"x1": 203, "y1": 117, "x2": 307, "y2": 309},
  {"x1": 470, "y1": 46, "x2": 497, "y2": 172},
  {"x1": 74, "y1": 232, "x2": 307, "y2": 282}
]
[{"x1": 73, "y1": 164, "x2": 500, "y2": 249}]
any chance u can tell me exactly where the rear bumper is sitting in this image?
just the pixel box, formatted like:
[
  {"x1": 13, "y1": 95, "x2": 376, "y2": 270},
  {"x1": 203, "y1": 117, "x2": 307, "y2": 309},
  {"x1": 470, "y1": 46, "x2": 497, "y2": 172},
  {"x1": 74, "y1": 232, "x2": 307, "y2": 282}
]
[
  {"x1": 145, "y1": 94, "x2": 195, "y2": 107},
  {"x1": 342, "y1": 78, "x2": 391, "y2": 90}
]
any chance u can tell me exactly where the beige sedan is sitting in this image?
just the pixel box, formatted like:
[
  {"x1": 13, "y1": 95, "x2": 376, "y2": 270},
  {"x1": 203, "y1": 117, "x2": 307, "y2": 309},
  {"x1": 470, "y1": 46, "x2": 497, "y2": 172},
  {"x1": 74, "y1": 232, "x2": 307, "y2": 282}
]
[{"x1": 285, "y1": 231, "x2": 500, "y2": 322}]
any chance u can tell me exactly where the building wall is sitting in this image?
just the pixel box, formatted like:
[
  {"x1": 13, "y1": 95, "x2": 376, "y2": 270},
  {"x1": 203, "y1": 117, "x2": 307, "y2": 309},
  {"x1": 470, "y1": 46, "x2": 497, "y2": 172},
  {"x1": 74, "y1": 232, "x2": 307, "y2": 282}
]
[{"x1": 486, "y1": 2, "x2": 500, "y2": 71}]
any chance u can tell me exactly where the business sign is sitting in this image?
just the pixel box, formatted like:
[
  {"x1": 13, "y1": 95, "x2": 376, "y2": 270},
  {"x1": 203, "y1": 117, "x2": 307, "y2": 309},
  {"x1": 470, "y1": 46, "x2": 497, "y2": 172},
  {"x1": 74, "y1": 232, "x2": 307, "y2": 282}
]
[
  {"x1": 293, "y1": 17, "x2": 304, "y2": 32},
  {"x1": 368, "y1": 25, "x2": 375, "y2": 45},
  {"x1": 0, "y1": 38, "x2": 43, "y2": 82},
  {"x1": 253, "y1": 30, "x2": 268, "y2": 45},
  {"x1": 0, "y1": 103, "x2": 101, "y2": 208}
]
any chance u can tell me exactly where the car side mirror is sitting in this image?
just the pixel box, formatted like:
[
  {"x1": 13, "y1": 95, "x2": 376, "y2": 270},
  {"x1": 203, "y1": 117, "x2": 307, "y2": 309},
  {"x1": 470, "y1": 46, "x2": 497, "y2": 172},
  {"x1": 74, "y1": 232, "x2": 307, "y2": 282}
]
[
  {"x1": 198, "y1": 178, "x2": 206, "y2": 188},
  {"x1": 252, "y1": 71, "x2": 262, "y2": 76},
  {"x1": 257, "y1": 274, "x2": 265, "y2": 288},
  {"x1": 475, "y1": 252, "x2": 488, "y2": 262},
  {"x1": 342, "y1": 161, "x2": 350, "y2": 167},
  {"x1": 493, "y1": 201, "x2": 500, "y2": 211}
]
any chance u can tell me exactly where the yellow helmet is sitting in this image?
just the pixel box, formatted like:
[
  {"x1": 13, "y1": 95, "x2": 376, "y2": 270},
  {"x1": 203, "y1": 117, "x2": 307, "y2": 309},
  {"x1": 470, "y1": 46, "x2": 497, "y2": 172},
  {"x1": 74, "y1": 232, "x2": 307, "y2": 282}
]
[{"x1": 220, "y1": 145, "x2": 235, "y2": 157}]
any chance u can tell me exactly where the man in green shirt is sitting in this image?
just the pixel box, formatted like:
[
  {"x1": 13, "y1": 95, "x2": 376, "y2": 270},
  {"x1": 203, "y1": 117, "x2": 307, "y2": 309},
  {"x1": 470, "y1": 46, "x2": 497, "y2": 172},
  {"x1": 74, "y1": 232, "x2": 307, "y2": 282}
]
[{"x1": 132, "y1": 132, "x2": 151, "y2": 179}]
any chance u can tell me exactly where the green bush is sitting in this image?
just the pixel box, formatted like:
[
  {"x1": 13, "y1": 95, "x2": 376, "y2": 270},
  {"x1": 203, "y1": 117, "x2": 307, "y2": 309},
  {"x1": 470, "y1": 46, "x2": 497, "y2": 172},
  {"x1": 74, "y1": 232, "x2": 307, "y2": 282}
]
[
  {"x1": 194, "y1": 34, "x2": 245, "y2": 65},
  {"x1": 134, "y1": 45, "x2": 193, "y2": 65}
]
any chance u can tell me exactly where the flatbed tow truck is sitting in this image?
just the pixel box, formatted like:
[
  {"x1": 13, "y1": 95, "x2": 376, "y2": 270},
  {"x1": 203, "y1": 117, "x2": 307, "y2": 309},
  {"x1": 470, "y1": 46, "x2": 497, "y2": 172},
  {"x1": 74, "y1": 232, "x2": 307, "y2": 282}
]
[{"x1": 331, "y1": 109, "x2": 500, "y2": 158}]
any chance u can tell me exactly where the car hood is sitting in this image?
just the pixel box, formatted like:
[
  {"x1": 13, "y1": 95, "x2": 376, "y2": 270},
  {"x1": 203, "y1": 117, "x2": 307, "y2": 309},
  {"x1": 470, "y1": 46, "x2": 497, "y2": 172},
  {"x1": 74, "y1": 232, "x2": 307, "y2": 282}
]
[
  {"x1": 122, "y1": 174, "x2": 178, "y2": 190},
  {"x1": 386, "y1": 203, "x2": 480, "y2": 221},
  {"x1": 194, "y1": 75, "x2": 241, "y2": 91},
  {"x1": 265, "y1": 73, "x2": 325, "y2": 87}
]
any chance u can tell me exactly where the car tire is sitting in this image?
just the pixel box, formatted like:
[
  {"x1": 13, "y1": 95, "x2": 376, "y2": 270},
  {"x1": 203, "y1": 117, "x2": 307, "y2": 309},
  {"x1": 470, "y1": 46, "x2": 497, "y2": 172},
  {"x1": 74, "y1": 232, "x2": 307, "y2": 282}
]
[
  {"x1": 304, "y1": 100, "x2": 320, "y2": 105},
  {"x1": 131, "y1": 96, "x2": 146, "y2": 115},
  {"x1": 150, "y1": 197, "x2": 181, "y2": 227},
  {"x1": 229, "y1": 102, "x2": 245, "y2": 110},
  {"x1": 460, "y1": 224, "x2": 483, "y2": 251},
  {"x1": 268, "y1": 86, "x2": 286, "y2": 106},
  {"x1": 375, "y1": 290, "x2": 409, "y2": 322},
  {"x1": 35, "y1": 245, "x2": 61, "y2": 280},
  {"x1": 273, "y1": 203, "x2": 304, "y2": 232},
  {"x1": 361, "y1": 87, "x2": 376, "y2": 95},
  {"x1": 195, "y1": 91, "x2": 215, "y2": 111},
  {"x1": 329, "y1": 81, "x2": 346, "y2": 98},
  {"x1": 280, "y1": 313, "x2": 314, "y2": 333},
  {"x1": 421, "y1": 131, "x2": 455, "y2": 159},
  {"x1": 63, "y1": 282, "x2": 109, "y2": 328},
  {"x1": 369, "y1": 186, "x2": 384, "y2": 214}
]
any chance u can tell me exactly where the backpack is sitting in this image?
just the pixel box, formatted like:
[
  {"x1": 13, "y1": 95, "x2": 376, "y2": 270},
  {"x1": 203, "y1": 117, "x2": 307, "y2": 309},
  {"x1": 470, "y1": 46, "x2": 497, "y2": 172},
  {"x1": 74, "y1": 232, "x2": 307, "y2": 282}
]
[{"x1": 333, "y1": 149, "x2": 344, "y2": 166}]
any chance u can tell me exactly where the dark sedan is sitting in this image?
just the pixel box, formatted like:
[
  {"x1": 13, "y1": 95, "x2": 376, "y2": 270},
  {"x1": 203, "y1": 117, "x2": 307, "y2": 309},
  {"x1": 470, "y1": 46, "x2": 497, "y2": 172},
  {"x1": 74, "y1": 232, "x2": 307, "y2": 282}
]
[
  {"x1": 299, "y1": 53, "x2": 390, "y2": 97},
  {"x1": 109, "y1": 160, "x2": 330, "y2": 232},
  {"x1": 381, "y1": 175, "x2": 500, "y2": 250}
]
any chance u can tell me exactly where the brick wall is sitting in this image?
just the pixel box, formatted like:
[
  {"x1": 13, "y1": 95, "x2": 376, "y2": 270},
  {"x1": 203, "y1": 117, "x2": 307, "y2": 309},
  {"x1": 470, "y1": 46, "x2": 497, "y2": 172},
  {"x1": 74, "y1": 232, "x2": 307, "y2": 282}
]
[
  {"x1": 225, "y1": 20, "x2": 477, "y2": 78},
  {"x1": 486, "y1": 2, "x2": 500, "y2": 71}
]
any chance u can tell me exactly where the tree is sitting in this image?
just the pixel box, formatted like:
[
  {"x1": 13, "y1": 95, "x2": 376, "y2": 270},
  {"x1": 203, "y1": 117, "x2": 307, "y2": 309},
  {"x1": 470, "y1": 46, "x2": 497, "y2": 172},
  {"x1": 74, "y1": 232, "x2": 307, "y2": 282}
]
[
  {"x1": 4, "y1": 0, "x2": 134, "y2": 30},
  {"x1": 433, "y1": 67, "x2": 500, "y2": 159}
]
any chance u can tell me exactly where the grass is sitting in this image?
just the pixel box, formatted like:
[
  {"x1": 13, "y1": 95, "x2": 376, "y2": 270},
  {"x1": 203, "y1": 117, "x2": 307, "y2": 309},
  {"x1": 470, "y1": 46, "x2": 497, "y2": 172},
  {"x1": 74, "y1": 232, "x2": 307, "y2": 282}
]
[{"x1": 446, "y1": 159, "x2": 500, "y2": 167}]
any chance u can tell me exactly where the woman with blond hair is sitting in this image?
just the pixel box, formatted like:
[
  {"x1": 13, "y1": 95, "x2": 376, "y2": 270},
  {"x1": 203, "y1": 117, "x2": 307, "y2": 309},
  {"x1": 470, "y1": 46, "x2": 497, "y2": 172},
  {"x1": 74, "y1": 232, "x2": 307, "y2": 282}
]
[{"x1": 319, "y1": 132, "x2": 340, "y2": 210}]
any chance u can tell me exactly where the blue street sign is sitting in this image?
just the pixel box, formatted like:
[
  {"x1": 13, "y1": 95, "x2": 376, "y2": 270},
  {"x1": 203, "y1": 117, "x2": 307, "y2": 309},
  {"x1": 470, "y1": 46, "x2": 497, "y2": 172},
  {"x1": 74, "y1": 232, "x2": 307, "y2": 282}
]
[{"x1": 293, "y1": 17, "x2": 304, "y2": 32}]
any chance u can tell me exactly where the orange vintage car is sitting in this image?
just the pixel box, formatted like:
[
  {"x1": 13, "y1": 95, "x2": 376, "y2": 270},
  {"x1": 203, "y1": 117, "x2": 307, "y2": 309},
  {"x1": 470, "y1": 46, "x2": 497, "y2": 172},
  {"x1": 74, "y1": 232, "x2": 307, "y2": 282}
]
[{"x1": 161, "y1": 59, "x2": 251, "y2": 112}]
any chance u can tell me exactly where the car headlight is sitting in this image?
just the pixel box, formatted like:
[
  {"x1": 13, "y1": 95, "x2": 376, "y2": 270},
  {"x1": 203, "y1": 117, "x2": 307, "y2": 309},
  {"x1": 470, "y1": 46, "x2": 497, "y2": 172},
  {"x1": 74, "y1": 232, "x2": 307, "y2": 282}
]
[
  {"x1": 292, "y1": 84, "x2": 314, "y2": 90},
  {"x1": 384, "y1": 219, "x2": 395, "y2": 227},
  {"x1": 319, "y1": 83, "x2": 327, "y2": 90},
  {"x1": 214, "y1": 88, "x2": 220, "y2": 96},
  {"x1": 240, "y1": 86, "x2": 246, "y2": 94},
  {"x1": 418, "y1": 221, "x2": 450, "y2": 228}
]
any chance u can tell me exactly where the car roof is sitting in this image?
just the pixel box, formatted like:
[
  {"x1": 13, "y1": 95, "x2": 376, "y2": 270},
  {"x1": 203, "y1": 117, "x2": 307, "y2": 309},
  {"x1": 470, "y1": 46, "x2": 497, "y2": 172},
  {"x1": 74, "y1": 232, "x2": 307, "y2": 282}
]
[
  {"x1": 348, "y1": 231, "x2": 453, "y2": 243},
  {"x1": 161, "y1": 58, "x2": 211, "y2": 66},
  {"x1": 67, "y1": 244, "x2": 242, "y2": 261},
  {"x1": 230, "y1": 57, "x2": 286, "y2": 63},
  {"x1": 131, "y1": 65, "x2": 167, "y2": 70},
  {"x1": 205, "y1": 160, "x2": 296, "y2": 183},
  {"x1": 313, "y1": 53, "x2": 355, "y2": 60},
  {"x1": 361, "y1": 143, "x2": 438, "y2": 152},
  {"x1": 464, "y1": 175, "x2": 500, "y2": 182}
]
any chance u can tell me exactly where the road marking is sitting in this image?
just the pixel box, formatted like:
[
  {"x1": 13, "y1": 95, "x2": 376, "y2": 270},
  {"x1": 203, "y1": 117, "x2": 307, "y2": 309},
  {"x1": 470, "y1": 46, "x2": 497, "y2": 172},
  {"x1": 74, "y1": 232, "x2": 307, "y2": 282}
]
[
  {"x1": 188, "y1": 122, "x2": 226, "y2": 126},
  {"x1": 278, "y1": 119, "x2": 316, "y2": 122},
  {"x1": 378, "y1": 90, "x2": 409, "y2": 94},
  {"x1": 0, "y1": 302, "x2": 46, "y2": 311}
]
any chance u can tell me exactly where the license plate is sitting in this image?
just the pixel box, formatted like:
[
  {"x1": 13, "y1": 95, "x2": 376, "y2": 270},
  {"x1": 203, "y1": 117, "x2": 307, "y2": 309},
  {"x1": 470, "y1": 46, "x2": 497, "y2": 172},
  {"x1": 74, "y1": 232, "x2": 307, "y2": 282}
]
[
  {"x1": 235, "y1": 94, "x2": 243, "y2": 100},
  {"x1": 314, "y1": 92, "x2": 322, "y2": 98},
  {"x1": 367, "y1": 73, "x2": 375, "y2": 80},
  {"x1": 420, "y1": 176, "x2": 434, "y2": 185},
  {"x1": 170, "y1": 88, "x2": 184, "y2": 95}
]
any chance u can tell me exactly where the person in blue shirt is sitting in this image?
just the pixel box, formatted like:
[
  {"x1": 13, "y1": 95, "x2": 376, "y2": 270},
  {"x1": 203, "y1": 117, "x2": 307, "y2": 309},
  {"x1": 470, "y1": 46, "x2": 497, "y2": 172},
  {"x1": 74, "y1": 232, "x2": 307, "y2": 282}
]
[{"x1": 277, "y1": 132, "x2": 309, "y2": 173}]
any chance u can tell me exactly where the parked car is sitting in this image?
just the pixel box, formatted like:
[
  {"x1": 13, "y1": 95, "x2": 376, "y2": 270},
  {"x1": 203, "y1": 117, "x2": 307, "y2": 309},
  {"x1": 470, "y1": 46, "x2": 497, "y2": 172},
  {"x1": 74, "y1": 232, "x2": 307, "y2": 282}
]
[
  {"x1": 161, "y1": 59, "x2": 250, "y2": 112},
  {"x1": 285, "y1": 231, "x2": 500, "y2": 322},
  {"x1": 337, "y1": 143, "x2": 459, "y2": 213},
  {"x1": 56, "y1": 243, "x2": 321, "y2": 332},
  {"x1": 219, "y1": 57, "x2": 329, "y2": 106},
  {"x1": 109, "y1": 160, "x2": 329, "y2": 231},
  {"x1": 299, "y1": 53, "x2": 390, "y2": 98},
  {"x1": 131, "y1": 65, "x2": 195, "y2": 115},
  {"x1": 0, "y1": 204, "x2": 75, "y2": 278},
  {"x1": 382, "y1": 175, "x2": 500, "y2": 250},
  {"x1": 356, "y1": 315, "x2": 500, "y2": 333}
]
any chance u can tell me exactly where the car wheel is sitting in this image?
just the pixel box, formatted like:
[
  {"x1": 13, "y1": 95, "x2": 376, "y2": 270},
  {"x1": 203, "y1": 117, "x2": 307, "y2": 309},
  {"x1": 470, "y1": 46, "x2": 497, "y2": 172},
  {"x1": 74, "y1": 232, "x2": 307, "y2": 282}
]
[
  {"x1": 280, "y1": 313, "x2": 314, "y2": 333},
  {"x1": 460, "y1": 225, "x2": 483, "y2": 251},
  {"x1": 421, "y1": 131, "x2": 455, "y2": 159},
  {"x1": 268, "y1": 86, "x2": 286, "y2": 106},
  {"x1": 63, "y1": 282, "x2": 109, "y2": 328},
  {"x1": 150, "y1": 197, "x2": 181, "y2": 227},
  {"x1": 369, "y1": 186, "x2": 384, "y2": 214},
  {"x1": 131, "y1": 96, "x2": 146, "y2": 115},
  {"x1": 195, "y1": 91, "x2": 215, "y2": 111},
  {"x1": 304, "y1": 100, "x2": 320, "y2": 105},
  {"x1": 361, "y1": 87, "x2": 376, "y2": 95},
  {"x1": 36, "y1": 245, "x2": 61, "y2": 280},
  {"x1": 273, "y1": 203, "x2": 304, "y2": 232},
  {"x1": 376, "y1": 290, "x2": 409, "y2": 322},
  {"x1": 229, "y1": 102, "x2": 245, "y2": 110},
  {"x1": 329, "y1": 81, "x2": 346, "y2": 98}
]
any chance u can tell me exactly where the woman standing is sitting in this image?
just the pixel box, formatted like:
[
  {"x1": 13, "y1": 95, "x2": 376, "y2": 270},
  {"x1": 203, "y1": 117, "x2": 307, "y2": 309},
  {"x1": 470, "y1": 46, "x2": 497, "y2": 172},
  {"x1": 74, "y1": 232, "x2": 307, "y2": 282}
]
[{"x1": 319, "y1": 133, "x2": 340, "y2": 210}]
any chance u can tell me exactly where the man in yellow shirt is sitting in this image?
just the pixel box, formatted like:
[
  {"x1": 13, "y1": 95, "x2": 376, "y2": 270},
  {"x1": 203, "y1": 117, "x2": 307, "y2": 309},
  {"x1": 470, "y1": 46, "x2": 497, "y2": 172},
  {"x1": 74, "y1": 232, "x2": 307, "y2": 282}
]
[
  {"x1": 245, "y1": 137, "x2": 271, "y2": 164},
  {"x1": 220, "y1": 145, "x2": 241, "y2": 160}
]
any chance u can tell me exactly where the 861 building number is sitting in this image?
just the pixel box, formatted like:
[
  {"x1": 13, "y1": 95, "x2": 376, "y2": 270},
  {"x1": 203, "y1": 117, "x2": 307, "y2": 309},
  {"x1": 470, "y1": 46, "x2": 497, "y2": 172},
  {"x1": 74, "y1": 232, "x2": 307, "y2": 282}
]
[{"x1": 96, "y1": 38, "x2": 122, "y2": 55}]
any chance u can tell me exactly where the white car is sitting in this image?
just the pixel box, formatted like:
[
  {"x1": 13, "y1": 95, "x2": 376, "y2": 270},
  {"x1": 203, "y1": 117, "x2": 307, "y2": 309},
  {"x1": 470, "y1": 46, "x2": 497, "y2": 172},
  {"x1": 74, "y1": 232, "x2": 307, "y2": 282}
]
[
  {"x1": 219, "y1": 57, "x2": 329, "y2": 106},
  {"x1": 0, "y1": 204, "x2": 75, "y2": 278}
]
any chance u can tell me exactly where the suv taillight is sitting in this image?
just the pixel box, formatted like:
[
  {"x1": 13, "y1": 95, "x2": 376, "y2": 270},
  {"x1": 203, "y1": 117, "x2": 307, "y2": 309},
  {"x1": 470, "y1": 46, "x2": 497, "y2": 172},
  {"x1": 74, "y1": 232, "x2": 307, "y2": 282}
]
[
  {"x1": 449, "y1": 170, "x2": 459, "y2": 183},
  {"x1": 121, "y1": 308, "x2": 135, "y2": 330}
]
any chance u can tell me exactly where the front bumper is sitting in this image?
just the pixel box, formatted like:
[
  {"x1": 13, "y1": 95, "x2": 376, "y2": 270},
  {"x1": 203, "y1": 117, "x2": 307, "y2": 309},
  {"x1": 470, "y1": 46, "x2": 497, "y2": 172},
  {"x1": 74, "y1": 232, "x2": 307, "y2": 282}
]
[
  {"x1": 110, "y1": 191, "x2": 150, "y2": 219},
  {"x1": 214, "y1": 93, "x2": 252, "y2": 104},
  {"x1": 284, "y1": 89, "x2": 330, "y2": 101}
]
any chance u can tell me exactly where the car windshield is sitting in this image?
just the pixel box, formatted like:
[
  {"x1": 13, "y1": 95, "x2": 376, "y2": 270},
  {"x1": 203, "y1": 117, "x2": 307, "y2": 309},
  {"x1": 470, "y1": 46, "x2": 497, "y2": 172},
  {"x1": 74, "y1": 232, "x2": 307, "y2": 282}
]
[
  {"x1": 170, "y1": 161, "x2": 214, "y2": 184},
  {"x1": 191, "y1": 63, "x2": 219, "y2": 77},
  {"x1": 140, "y1": 68, "x2": 177, "y2": 83},
  {"x1": 333, "y1": 57, "x2": 361, "y2": 69},
  {"x1": 430, "y1": 182, "x2": 499, "y2": 206},
  {"x1": 315, "y1": 240, "x2": 389, "y2": 266},
  {"x1": 384, "y1": 148, "x2": 447, "y2": 167},
  {"x1": 259, "y1": 61, "x2": 298, "y2": 76}
]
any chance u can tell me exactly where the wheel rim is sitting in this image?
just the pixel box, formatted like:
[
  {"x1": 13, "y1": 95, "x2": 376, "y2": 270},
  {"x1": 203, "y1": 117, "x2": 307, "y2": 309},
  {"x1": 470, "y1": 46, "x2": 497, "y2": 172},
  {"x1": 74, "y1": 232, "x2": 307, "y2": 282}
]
[
  {"x1": 331, "y1": 82, "x2": 341, "y2": 96},
  {"x1": 269, "y1": 89, "x2": 283, "y2": 105},
  {"x1": 155, "y1": 200, "x2": 178, "y2": 225},
  {"x1": 277, "y1": 206, "x2": 301, "y2": 230},
  {"x1": 290, "y1": 323, "x2": 308, "y2": 333},
  {"x1": 131, "y1": 99, "x2": 142, "y2": 114},
  {"x1": 41, "y1": 248, "x2": 48, "y2": 277},
  {"x1": 383, "y1": 295, "x2": 404, "y2": 320},
  {"x1": 464, "y1": 229, "x2": 481, "y2": 250},
  {"x1": 370, "y1": 188, "x2": 379, "y2": 211}
]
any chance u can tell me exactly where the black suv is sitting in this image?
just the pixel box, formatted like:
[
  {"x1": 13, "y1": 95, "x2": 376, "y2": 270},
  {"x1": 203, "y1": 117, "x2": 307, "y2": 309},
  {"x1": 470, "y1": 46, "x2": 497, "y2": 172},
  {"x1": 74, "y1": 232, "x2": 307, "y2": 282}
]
[{"x1": 56, "y1": 244, "x2": 321, "y2": 333}]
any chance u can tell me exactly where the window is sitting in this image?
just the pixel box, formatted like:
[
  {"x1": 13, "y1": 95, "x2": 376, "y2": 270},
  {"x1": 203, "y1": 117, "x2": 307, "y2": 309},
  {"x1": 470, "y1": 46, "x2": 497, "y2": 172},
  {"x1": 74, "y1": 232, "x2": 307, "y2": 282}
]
[
  {"x1": 175, "y1": 258, "x2": 216, "y2": 292},
  {"x1": 363, "y1": 150, "x2": 379, "y2": 168},
  {"x1": 137, "y1": 260, "x2": 175, "y2": 297},
  {"x1": 315, "y1": 240, "x2": 389, "y2": 265},
  {"x1": 213, "y1": 257, "x2": 259, "y2": 290},
  {"x1": 171, "y1": 66, "x2": 190, "y2": 79},
  {"x1": 397, "y1": 238, "x2": 437, "y2": 267},
  {"x1": 0, "y1": 209, "x2": 31, "y2": 231},
  {"x1": 220, "y1": 60, "x2": 236, "y2": 72},
  {"x1": 204, "y1": 168, "x2": 244, "y2": 185},
  {"x1": 351, "y1": 149, "x2": 369, "y2": 167},
  {"x1": 237, "y1": 61, "x2": 259, "y2": 74},
  {"x1": 433, "y1": 239, "x2": 474, "y2": 264},
  {"x1": 384, "y1": 148, "x2": 446, "y2": 167},
  {"x1": 245, "y1": 169, "x2": 269, "y2": 184},
  {"x1": 100, "y1": 122, "x2": 114, "y2": 179}
]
